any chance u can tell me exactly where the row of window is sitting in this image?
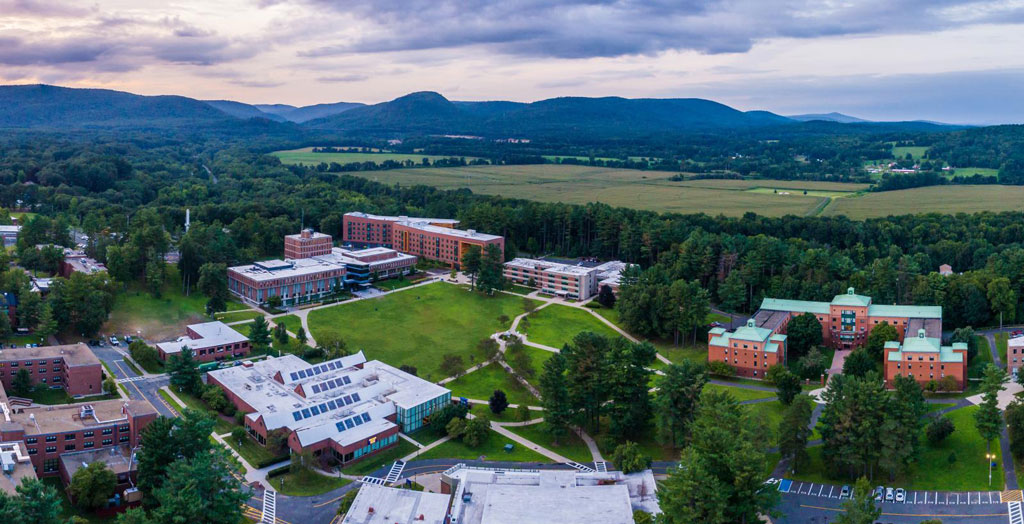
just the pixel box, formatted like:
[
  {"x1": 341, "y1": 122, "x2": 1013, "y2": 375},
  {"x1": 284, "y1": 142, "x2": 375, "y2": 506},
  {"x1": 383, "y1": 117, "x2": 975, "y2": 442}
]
[
  {"x1": 0, "y1": 359, "x2": 64, "y2": 367},
  {"x1": 29, "y1": 436, "x2": 127, "y2": 455}
]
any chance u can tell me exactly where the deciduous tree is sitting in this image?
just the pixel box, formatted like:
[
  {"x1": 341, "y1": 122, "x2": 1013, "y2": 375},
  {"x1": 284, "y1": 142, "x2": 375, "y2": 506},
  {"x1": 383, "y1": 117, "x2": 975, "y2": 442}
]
[{"x1": 70, "y1": 462, "x2": 116, "y2": 510}]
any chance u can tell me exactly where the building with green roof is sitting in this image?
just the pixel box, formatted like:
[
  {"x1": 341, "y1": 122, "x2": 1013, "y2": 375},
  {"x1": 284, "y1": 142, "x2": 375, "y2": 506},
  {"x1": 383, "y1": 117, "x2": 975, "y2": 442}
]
[{"x1": 884, "y1": 328, "x2": 967, "y2": 390}]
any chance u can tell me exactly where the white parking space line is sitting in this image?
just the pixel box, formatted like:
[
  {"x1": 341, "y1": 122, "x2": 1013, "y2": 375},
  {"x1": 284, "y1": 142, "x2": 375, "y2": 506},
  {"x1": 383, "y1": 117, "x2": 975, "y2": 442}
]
[
  {"x1": 828, "y1": 486, "x2": 834, "y2": 499},
  {"x1": 817, "y1": 485, "x2": 824, "y2": 497},
  {"x1": 914, "y1": 492, "x2": 918, "y2": 504},
  {"x1": 807, "y1": 483, "x2": 814, "y2": 495},
  {"x1": 956, "y1": 493, "x2": 960, "y2": 505}
]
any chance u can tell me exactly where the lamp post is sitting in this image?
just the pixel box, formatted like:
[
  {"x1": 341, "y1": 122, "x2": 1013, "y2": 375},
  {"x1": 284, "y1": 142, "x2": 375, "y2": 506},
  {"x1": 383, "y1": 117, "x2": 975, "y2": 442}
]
[{"x1": 987, "y1": 453, "x2": 997, "y2": 486}]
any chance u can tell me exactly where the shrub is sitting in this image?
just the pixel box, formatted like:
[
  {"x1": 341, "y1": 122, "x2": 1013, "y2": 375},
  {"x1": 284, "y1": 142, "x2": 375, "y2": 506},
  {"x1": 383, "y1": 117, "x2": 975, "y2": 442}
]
[
  {"x1": 948, "y1": 451, "x2": 957, "y2": 464},
  {"x1": 926, "y1": 416, "x2": 955, "y2": 444},
  {"x1": 515, "y1": 404, "x2": 531, "y2": 422},
  {"x1": 429, "y1": 403, "x2": 469, "y2": 435},
  {"x1": 440, "y1": 354, "x2": 465, "y2": 378},
  {"x1": 707, "y1": 360, "x2": 735, "y2": 377},
  {"x1": 303, "y1": 347, "x2": 325, "y2": 360},
  {"x1": 611, "y1": 441, "x2": 651, "y2": 474}
]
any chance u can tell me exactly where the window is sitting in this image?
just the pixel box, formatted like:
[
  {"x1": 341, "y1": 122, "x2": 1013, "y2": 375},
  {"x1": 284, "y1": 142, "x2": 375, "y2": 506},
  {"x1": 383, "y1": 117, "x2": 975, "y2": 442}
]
[
  {"x1": 27, "y1": 448, "x2": 37, "y2": 455},
  {"x1": 83, "y1": 431, "x2": 94, "y2": 438},
  {"x1": 26, "y1": 437, "x2": 37, "y2": 444},
  {"x1": 119, "y1": 435, "x2": 129, "y2": 442},
  {"x1": 64, "y1": 433, "x2": 75, "y2": 440},
  {"x1": 45, "y1": 436, "x2": 56, "y2": 443},
  {"x1": 84, "y1": 442, "x2": 94, "y2": 448},
  {"x1": 45, "y1": 446, "x2": 56, "y2": 453},
  {"x1": 102, "y1": 439, "x2": 112, "y2": 446},
  {"x1": 102, "y1": 428, "x2": 112, "y2": 435},
  {"x1": 64, "y1": 444, "x2": 75, "y2": 451},
  {"x1": 43, "y1": 458, "x2": 58, "y2": 473}
]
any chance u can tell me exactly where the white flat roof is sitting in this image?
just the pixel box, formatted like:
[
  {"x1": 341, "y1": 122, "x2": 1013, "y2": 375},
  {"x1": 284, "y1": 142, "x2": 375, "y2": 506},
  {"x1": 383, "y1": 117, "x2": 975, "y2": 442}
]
[
  {"x1": 342, "y1": 484, "x2": 450, "y2": 524},
  {"x1": 503, "y1": 257, "x2": 597, "y2": 276},
  {"x1": 156, "y1": 321, "x2": 247, "y2": 354},
  {"x1": 447, "y1": 467, "x2": 640, "y2": 524},
  {"x1": 229, "y1": 248, "x2": 414, "y2": 283},
  {"x1": 209, "y1": 352, "x2": 449, "y2": 448},
  {"x1": 406, "y1": 222, "x2": 502, "y2": 242},
  {"x1": 344, "y1": 212, "x2": 460, "y2": 225},
  {"x1": 0, "y1": 225, "x2": 20, "y2": 233}
]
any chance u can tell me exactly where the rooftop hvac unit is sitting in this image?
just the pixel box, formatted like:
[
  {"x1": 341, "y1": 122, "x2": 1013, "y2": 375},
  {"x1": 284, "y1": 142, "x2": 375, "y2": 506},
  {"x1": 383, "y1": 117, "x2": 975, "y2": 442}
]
[
  {"x1": 79, "y1": 404, "x2": 95, "y2": 419},
  {"x1": 1, "y1": 452, "x2": 16, "y2": 473}
]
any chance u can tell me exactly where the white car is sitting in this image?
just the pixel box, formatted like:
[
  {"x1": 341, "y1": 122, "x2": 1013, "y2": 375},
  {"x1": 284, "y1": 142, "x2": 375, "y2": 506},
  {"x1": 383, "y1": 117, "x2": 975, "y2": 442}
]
[
  {"x1": 873, "y1": 486, "x2": 883, "y2": 501},
  {"x1": 895, "y1": 488, "x2": 906, "y2": 502},
  {"x1": 885, "y1": 487, "x2": 894, "y2": 501},
  {"x1": 109, "y1": 336, "x2": 119, "y2": 346}
]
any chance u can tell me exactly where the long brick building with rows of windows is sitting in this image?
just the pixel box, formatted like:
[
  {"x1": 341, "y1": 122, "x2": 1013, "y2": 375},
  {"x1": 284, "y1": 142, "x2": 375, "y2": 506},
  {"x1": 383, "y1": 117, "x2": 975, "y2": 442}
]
[
  {"x1": 342, "y1": 212, "x2": 504, "y2": 267},
  {"x1": 708, "y1": 288, "x2": 964, "y2": 389}
]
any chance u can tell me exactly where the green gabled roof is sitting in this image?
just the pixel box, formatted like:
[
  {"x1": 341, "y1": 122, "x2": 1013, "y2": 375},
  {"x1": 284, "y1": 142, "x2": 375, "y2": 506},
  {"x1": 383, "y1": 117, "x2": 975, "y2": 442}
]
[
  {"x1": 831, "y1": 287, "x2": 872, "y2": 307},
  {"x1": 867, "y1": 304, "x2": 942, "y2": 319},
  {"x1": 886, "y1": 329, "x2": 966, "y2": 363},
  {"x1": 759, "y1": 298, "x2": 829, "y2": 315}
]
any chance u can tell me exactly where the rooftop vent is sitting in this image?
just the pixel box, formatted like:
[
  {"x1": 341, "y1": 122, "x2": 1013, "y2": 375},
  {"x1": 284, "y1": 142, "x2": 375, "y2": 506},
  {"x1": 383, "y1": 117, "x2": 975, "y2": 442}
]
[
  {"x1": 918, "y1": 328, "x2": 927, "y2": 339},
  {"x1": 847, "y1": 287, "x2": 855, "y2": 295},
  {"x1": 746, "y1": 319, "x2": 755, "y2": 328}
]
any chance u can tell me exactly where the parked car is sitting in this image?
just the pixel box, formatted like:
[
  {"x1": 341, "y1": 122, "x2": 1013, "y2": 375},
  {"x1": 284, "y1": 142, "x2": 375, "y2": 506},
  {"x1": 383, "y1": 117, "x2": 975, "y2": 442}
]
[
  {"x1": 109, "y1": 336, "x2": 119, "y2": 346},
  {"x1": 895, "y1": 488, "x2": 905, "y2": 502},
  {"x1": 885, "y1": 487, "x2": 894, "y2": 501},
  {"x1": 873, "y1": 486, "x2": 883, "y2": 501},
  {"x1": 1012, "y1": 330, "x2": 1024, "y2": 338},
  {"x1": 840, "y1": 485, "x2": 851, "y2": 498},
  {"x1": 124, "y1": 335, "x2": 133, "y2": 344},
  {"x1": 708, "y1": 321, "x2": 724, "y2": 328}
]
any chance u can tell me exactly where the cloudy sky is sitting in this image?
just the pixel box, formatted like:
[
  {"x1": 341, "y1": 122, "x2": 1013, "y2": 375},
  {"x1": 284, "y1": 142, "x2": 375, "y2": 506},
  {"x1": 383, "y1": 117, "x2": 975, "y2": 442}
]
[{"x1": 2, "y1": 0, "x2": 1024, "y2": 123}]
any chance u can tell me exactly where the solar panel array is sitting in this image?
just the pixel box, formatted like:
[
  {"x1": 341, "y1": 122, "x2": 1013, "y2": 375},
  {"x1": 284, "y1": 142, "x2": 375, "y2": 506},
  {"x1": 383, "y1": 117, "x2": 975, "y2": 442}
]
[
  {"x1": 290, "y1": 392, "x2": 363, "y2": 422},
  {"x1": 310, "y1": 375, "x2": 352, "y2": 395},
  {"x1": 288, "y1": 360, "x2": 345, "y2": 382},
  {"x1": 336, "y1": 412, "x2": 372, "y2": 433}
]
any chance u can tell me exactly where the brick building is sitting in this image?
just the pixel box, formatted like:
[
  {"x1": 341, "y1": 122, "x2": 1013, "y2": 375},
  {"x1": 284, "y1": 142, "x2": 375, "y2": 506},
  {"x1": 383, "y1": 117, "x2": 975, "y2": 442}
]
[
  {"x1": 208, "y1": 352, "x2": 450, "y2": 466},
  {"x1": 343, "y1": 212, "x2": 503, "y2": 267},
  {"x1": 0, "y1": 344, "x2": 105, "y2": 397},
  {"x1": 708, "y1": 319, "x2": 788, "y2": 379},
  {"x1": 284, "y1": 229, "x2": 333, "y2": 259},
  {"x1": 228, "y1": 231, "x2": 416, "y2": 306},
  {"x1": 155, "y1": 321, "x2": 250, "y2": 363},
  {"x1": 503, "y1": 258, "x2": 629, "y2": 299},
  {"x1": 707, "y1": 288, "x2": 963, "y2": 389},
  {"x1": 884, "y1": 329, "x2": 968, "y2": 390}
]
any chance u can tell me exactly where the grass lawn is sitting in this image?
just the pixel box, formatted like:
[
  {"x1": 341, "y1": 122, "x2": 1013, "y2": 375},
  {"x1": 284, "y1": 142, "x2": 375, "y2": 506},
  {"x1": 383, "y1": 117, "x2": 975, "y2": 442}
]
[
  {"x1": 704, "y1": 383, "x2": 776, "y2": 402},
  {"x1": 789, "y1": 406, "x2": 1003, "y2": 490},
  {"x1": 925, "y1": 402, "x2": 956, "y2": 413},
  {"x1": 506, "y1": 284, "x2": 535, "y2": 296},
  {"x1": 445, "y1": 363, "x2": 537, "y2": 406},
  {"x1": 743, "y1": 398, "x2": 821, "y2": 443},
  {"x1": 504, "y1": 422, "x2": 593, "y2": 463},
  {"x1": 341, "y1": 440, "x2": 419, "y2": 476},
  {"x1": 996, "y1": 332, "x2": 1009, "y2": 364},
  {"x1": 512, "y1": 346, "x2": 555, "y2": 388},
  {"x1": 214, "y1": 310, "x2": 263, "y2": 323},
  {"x1": 593, "y1": 305, "x2": 710, "y2": 365},
  {"x1": 470, "y1": 403, "x2": 536, "y2": 423},
  {"x1": 223, "y1": 434, "x2": 288, "y2": 467},
  {"x1": 375, "y1": 277, "x2": 418, "y2": 291},
  {"x1": 271, "y1": 314, "x2": 302, "y2": 332},
  {"x1": 271, "y1": 469, "x2": 351, "y2": 496},
  {"x1": 970, "y1": 336, "x2": 994, "y2": 378},
  {"x1": 106, "y1": 265, "x2": 244, "y2": 340},
  {"x1": 416, "y1": 429, "x2": 550, "y2": 463},
  {"x1": 26, "y1": 388, "x2": 118, "y2": 405},
  {"x1": 0, "y1": 333, "x2": 47, "y2": 346},
  {"x1": 522, "y1": 304, "x2": 623, "y2": 349},
  {"x1": 308, "y1": 283, "x2": 539, "y2": 381}
]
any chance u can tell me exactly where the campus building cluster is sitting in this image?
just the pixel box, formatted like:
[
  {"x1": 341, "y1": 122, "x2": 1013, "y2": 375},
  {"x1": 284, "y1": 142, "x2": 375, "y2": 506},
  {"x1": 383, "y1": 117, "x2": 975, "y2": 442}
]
[
  {"x1": 502, "y1": 257, "x2": 629, "y2": 299},
  {"x1": 155, "y1": 321, "x2": 251, "y2": 363},
  {"x1": 227, "y1": 229, "x2": 417, "y2": 306},
  {"x1": 342, "y1": 212, "x2": 504, "y2": 267},
  {"x1": 708, "y1": 288, "x2": 965, "y2": 389},
  {"x1": 342, "y1": 465, "x2": 659, "y2": 524},
  {"x1": 0, "y1": 344, "x2": 157, "y2": 494},
  {"x1": 208, "y1": 352, "x2": 450, "y2": 465}
]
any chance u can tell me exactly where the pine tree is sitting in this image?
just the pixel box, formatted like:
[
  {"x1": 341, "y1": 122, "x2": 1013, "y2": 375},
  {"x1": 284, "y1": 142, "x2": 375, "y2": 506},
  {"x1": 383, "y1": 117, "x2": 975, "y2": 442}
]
[
  {"x1": 834, "y1": 477, "x2": 881, "y2": 524},
  {"x1": 539, "y1": 353, "x2": 572, "y2": 444},
  {"x1": 778, "y1": 395, "x2": 814, "y2": 473},
  {"x1": 654, "y1": 361, "x2": 707, "y2": 447}
]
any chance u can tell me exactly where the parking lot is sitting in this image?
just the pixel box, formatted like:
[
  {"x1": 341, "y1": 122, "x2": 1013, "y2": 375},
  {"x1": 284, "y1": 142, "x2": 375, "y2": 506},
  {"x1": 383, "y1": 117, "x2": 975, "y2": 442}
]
[{"x1": 777, "y1": 479, "x2": 1008, "y2": 506}]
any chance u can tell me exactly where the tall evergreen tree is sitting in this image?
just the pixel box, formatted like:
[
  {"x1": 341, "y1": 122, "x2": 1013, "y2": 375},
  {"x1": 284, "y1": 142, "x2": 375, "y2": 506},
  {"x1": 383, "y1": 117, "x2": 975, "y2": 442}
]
[
  {"x1": 561, "y1": 332, "x2": 611, "y2": 431},
  {"x1": 605, "y1": 339, "x2": 656, "y2": 440},
  {"x1": 654, "y1": 361, "x2": 707, "y2": 447},
  {"x1": 976, "y1": 364, "x2": 1008, "y2": 457},
  {"x1": 167, "y1": 347, "x2": 201, "y2": 394},
  {"x1": 539, "y1": 353, "x2": 572, "y2": 444},
  {"x1": 778, "y1": 395, "x2": 814, "y2": 473},
  {"x1": 834, "y1": 477, "x2": 881, "y2": 524}
]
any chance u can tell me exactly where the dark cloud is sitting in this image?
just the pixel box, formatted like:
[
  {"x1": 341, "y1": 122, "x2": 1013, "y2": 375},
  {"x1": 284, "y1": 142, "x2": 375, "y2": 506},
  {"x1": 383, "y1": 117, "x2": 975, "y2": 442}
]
[
  {"x1": 229, "y1": 79, "x2": 285, "y2": 87},
  {"x1": 292, "y1": 0, "x2": 1024, "y2": 59},
  {"x1": 0, "y1": 36, "x2": 114, "y2": 65}
]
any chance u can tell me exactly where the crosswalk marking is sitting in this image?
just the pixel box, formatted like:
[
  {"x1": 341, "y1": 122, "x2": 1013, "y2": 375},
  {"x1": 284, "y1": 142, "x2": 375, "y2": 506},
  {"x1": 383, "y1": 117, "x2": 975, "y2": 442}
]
[
  {"x1": 361, "y1": 476, "x2": 387, "y2": 485},
  {"x1": 1008, "y1": 501, "x2": 1023, "y2": 524},
  {"x1": 384, "y1": 461, "x2": 405, "y2": 484},
  {"x1": 567, "y1": 461, "x2": 595, "y2": 473},
  {"x1": 261, "y1": 489, "x2": 276, "y2": 524},
  {"x1": 116, "y1": 376, "x2": 146, "y2": 383},
  {"x1": 595, "y1": 461, "x2": 607, "y2": 473}
]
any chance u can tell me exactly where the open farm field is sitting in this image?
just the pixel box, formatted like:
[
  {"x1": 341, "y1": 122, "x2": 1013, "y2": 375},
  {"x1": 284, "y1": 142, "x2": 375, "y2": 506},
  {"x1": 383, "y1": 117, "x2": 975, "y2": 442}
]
[
  {"x1": 272, "y1": 147, "x2": 479, "y2": 165},
  {"x1": 823, "y1": 184, "x2": 1024, "y2": 219},
  {"x1": 341, "y1": 164, "x2": 870, "y2": 218}
]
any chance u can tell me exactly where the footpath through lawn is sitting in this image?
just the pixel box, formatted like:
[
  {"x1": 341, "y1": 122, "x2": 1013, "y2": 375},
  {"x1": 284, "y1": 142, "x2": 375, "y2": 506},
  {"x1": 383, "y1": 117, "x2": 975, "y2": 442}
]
[{"x1": 307, "y1": 283, "x2": 539, "y2": 381}]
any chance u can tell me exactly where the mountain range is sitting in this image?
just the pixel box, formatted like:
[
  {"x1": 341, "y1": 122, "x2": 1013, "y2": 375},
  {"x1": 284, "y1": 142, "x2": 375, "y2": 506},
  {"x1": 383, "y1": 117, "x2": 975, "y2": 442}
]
[{"x1": 0, "y1": 83, "x2": 957, "y2": 139}]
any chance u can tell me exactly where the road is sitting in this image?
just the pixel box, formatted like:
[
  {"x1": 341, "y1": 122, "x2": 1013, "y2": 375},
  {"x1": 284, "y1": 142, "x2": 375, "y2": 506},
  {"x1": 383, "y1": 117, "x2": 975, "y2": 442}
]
[
  {"x1": 776, "y1": 487, "x2": 1012, "y2": 524},
  {"x1": 90, "y1": 343, "x2": 177, "y2": 417}
]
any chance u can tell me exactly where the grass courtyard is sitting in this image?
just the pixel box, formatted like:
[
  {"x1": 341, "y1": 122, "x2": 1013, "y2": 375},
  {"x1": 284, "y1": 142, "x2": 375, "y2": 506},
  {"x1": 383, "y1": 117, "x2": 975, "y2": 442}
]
[
  {"x1": 105, "y1": 265, "x2": 244, "y2": 340},
  {"x1": 970, "y1": 336, "x2": 994, "y2": 379},
  {"x1": 522, "y1": 304, "x2": 623, "y2": 349},
  {"x1": 416, "y1": 429, "x2": 550, "y2": 463},
  {"x1": 271, "y1": 469, "x2": 351, "y2": 496},
  {"x1": 307, "y1": 283, "x2": 539, "y2": 381},
  {"x1": 504, "y1": 422, "x2": 593, "y2": 463},
  {"x1": 788, "y1": 406, "x2": 1003, "y2": 491},
  {"x1": 445, "y1": 363, "x2": 538, "y2": 406}
]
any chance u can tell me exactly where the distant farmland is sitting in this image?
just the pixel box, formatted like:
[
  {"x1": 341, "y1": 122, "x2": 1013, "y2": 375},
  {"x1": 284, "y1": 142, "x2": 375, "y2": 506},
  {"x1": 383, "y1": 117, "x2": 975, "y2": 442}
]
[
  {"x1": 338, "y1": 164, "x2": 870, "y2": 218},
  {"x1": 823, "y1": 185, "x2": 1024, "y2": 219},
  {"x1": 272, "y1": 147, "x2": 479, "y2": 165}
]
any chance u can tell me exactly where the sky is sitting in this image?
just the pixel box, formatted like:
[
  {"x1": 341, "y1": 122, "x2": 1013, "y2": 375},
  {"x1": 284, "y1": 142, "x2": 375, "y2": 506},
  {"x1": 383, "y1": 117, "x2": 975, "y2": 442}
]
[{"x1": 2, "y1": 0, "x2": 1024, "y2": 124}]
